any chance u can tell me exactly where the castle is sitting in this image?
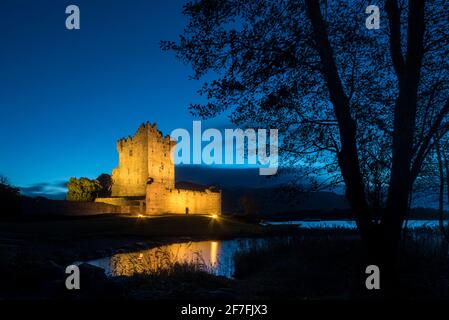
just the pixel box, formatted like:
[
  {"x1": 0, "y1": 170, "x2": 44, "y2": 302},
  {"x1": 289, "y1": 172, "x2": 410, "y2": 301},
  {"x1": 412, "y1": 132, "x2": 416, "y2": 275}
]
[{"x1": 95, "y1": 122, "x2": 222, "y2": 216}]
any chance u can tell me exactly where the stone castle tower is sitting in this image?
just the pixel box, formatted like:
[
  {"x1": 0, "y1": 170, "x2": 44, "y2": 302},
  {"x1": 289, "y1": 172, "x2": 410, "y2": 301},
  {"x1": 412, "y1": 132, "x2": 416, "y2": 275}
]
[
  {"x1": 111, "y1": 122, "x2": 175, "y2": 197},
  {"x1": 96, "y1": 122, "x2": 222, "y2": 216}
]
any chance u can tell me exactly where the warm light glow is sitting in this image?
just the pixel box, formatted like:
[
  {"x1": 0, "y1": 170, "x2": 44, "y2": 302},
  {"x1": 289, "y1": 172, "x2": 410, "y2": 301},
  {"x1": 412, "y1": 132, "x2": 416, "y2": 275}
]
[
  {"x1": 108, "y1": 241, "x2": 221, "y2": 276},
  {"x1": 137, "y1": 214, "x2": 144, "y2": 218},
  {"x1": 210, "y1": 241, "x2": 218, "y2": 266},
  {"x1": 211, "y1": 214, "x2": 218, "y2": 219}
]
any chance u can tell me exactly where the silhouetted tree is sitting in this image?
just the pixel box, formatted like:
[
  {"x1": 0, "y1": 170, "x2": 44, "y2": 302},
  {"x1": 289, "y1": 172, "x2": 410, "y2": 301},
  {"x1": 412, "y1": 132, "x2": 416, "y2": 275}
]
[
  {"x1": 432, "y1": 139, "x2": 449, "y2": 242},
  {"x1": 0, "y1": 175, "x2": 21, "y2": 217},
  {"x1": 66, "y1": 177, "x2": 102, "y2": 202},
  {"x1": 163, "y1": 0, "x2": 449, "y2": 272},
  {"x1": 96, "y1": 173, "x2": 112, "y2": 197}
]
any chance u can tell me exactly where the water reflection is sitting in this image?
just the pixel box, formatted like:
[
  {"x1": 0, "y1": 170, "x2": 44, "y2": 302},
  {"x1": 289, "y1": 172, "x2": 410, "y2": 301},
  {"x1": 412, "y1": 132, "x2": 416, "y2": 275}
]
[
  {"x1": 210, "y1": 241, "x2": 218, "y2": 265},
  {"x1": 86, "y1": 239, "x2": 267, "y2": 278}
]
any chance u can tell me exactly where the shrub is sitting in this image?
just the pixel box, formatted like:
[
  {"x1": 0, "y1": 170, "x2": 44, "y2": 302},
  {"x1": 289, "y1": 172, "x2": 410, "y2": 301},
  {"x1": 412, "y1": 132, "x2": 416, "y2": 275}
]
[{"x1": 66, "y1": 177, "x2": 102, "y2": 201}]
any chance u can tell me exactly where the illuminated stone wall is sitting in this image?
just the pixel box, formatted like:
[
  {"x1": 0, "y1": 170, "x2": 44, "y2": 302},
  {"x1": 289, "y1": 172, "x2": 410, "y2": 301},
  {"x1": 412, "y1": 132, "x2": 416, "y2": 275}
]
[
  {"x1": 111, "y1": 122, "x2": 175, "y2": 197},
  {"x1": 146, "y1": 181, "x2": 222, "y2": 215},
  {"x1": 94, "y1": 197, "x2": 146, "y2": 214},
  {"x1": 109, "y1": 122, "x2": 222, "y2": 215}
]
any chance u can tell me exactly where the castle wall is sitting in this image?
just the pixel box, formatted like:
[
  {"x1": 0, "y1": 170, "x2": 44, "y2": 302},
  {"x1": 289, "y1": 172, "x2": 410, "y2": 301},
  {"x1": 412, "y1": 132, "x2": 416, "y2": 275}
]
[
  {"x1": 21, "y1": 198, "x2": 131, "y2": 216},
  {"x1": 146, "y1": 182, "x2": 221, "y2": 215},
  {"x1": 111, "y1": 123, "x2": 175, "y2": 197},
  {"x1": 147, "y1": 128, "x2": 175, "y2": 188}
]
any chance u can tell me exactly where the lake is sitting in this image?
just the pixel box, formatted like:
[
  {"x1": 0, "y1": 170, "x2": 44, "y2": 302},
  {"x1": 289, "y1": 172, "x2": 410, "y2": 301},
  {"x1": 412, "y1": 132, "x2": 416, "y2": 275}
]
[{"x1": 82, "y1": 219, "x2": 447, "y2": 278}]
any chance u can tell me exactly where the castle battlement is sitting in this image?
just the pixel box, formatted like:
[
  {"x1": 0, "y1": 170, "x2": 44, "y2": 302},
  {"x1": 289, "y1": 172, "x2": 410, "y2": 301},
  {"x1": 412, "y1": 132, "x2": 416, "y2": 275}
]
[{"x1": 116, "y1": 122, "x2": 173, "y2": 148}]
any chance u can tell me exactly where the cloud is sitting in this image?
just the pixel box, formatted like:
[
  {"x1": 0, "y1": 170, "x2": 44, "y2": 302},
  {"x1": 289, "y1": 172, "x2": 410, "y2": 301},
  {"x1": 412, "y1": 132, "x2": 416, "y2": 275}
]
[{"x1": 19, "y1": 180, "x2": 67, "y2": 200}]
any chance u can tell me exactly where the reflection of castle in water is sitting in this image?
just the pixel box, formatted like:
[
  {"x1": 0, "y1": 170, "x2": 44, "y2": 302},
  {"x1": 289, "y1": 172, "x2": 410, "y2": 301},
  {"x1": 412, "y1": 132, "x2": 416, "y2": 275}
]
[
  {"x1": 85, "y1": 238, "x2": 269, "y2": 278},
  {"x1": 108, "y1": 241, "x2": 221, "y2": 276}
]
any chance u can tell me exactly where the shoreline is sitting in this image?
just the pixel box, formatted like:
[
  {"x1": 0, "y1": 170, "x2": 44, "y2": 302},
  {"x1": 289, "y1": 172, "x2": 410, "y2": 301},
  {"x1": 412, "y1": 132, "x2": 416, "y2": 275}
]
[{"x1": 0, "y1": 214, "x2": 297, "y2": 266}]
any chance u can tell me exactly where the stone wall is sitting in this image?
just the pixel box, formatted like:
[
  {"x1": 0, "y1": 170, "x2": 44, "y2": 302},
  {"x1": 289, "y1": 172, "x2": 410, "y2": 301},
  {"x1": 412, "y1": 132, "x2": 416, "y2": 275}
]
[
  {"x1": 95, "y1": 197, "x2": 143, "y2": 207},
  {"x1": 21, "y1": 197, "x2": 129, "y2": 216},
  {"x1": 146, "y1": 182, "x2": 221, "y2": 215},
  {"x1": 111, "y1": 122, "x2": 175, "y2": 197},
  {"x1": 95, "y1": 197, "x2": 145, "y2": 214}
]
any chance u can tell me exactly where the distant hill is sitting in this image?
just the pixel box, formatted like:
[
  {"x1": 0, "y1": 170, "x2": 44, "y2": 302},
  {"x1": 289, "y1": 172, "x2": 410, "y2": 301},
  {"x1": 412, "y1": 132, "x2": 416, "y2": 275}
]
[
  {"x1": 219, "y1": 186, "x2": 350, "y2": 216},
  {"x1": 176, "y1": 166, "x2": 350, "y2": 216},
  {"x1": 176, "y1": 165, "x2": 293, "y2": 188}
]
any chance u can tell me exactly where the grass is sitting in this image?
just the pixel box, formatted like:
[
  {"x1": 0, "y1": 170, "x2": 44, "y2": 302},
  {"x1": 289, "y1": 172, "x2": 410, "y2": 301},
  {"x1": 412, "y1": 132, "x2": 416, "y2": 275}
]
[
  {"x1": 108, "y1": 244, "x2": 216, "y2": 276},
  {"x1": 0, "y1": 214, "x2": 266, "y2": 240},
  {"x1": 112, "y1": 250, "x2": 234, "y2": 300},
  {"x1": 231, "y1": 234, "x2": 366, "y2": 299},
  {"x1": 230, "y1": 229, "x2": 449, "y2": 299}
]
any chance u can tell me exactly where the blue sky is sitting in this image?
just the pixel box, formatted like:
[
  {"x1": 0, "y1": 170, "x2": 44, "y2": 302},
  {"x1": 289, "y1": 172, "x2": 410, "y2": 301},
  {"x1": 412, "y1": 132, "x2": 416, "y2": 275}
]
[{"x1": 0, "y1": 0, "x2": 236, "y2": 192}]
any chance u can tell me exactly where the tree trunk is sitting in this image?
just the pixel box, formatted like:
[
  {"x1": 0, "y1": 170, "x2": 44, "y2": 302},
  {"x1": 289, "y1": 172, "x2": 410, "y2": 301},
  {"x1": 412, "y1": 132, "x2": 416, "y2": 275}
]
[
  {"x1": 381, "y1": 0, "x2": 426, "y2": 291},
  {"x1": 304, "y1": 0, "x2": 376, "y2": 248},
  {"x1": 439, "y1": 143, "x2": 449, "y2": 242}
]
